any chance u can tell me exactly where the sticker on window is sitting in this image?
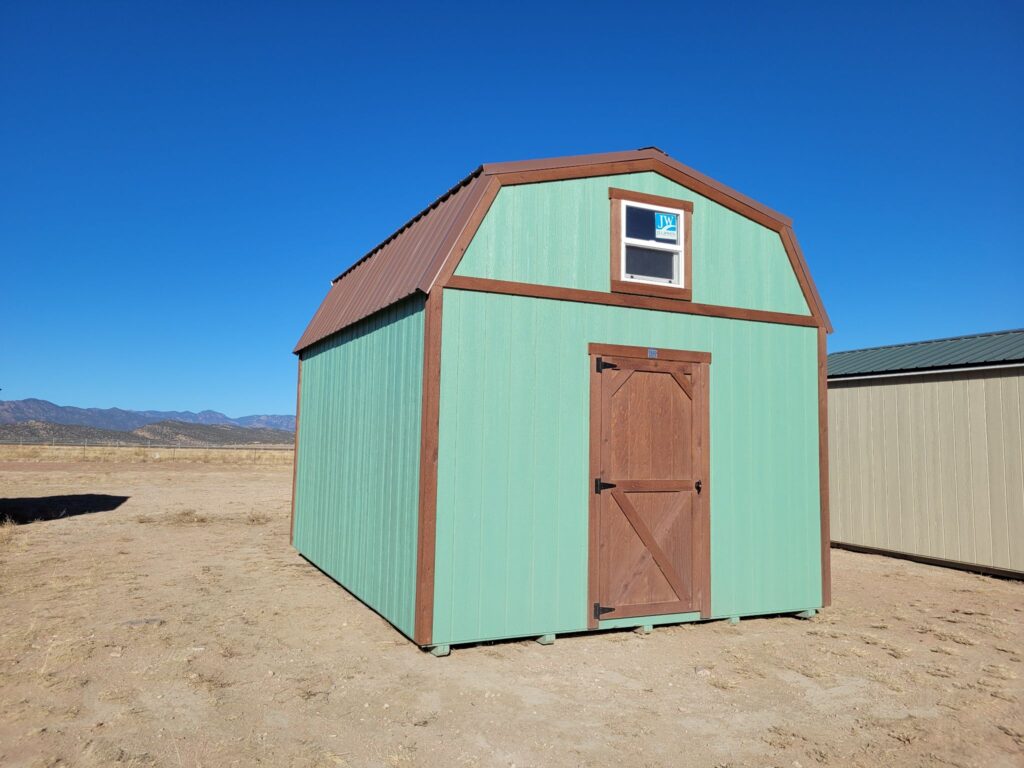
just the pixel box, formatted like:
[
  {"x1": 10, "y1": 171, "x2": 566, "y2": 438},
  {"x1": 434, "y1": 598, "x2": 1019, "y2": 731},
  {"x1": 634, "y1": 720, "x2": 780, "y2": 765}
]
[{"x1": 654, "y1": 211, "x2": 677, "y2": 241}]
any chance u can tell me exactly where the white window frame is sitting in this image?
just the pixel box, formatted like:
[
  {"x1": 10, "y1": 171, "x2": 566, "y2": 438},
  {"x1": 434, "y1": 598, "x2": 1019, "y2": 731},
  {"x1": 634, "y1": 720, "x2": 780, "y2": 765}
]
[{"x1": 619, "y1": 200, "x2": 687, "y2": 288}]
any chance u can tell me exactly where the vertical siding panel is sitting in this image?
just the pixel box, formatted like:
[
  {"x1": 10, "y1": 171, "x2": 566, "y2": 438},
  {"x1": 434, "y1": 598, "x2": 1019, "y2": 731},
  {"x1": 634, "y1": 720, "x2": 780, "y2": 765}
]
[
  {"x1": 894, "y1": 384, "x2": 912, "y2": 553},
  {"x1": 919, "y1": 379, "x2": 940, "y2": 557},
  {"x1": 505, "y1": 298, "x2": 537, "y2": 629},
  {"x1": 433, "y1": 292, "x2": 461, "y2": 641},
  {"x1": 292, "y1": 297, "x2": 424, "y2": 639},
  {"x1": 952, "y1": 377, "x2": 977, "y2": 564},
  {"x1": 859, "y1": 387, "x2": 873, "y2": 546},
  {"x1": 553, "y1": 301, "x2": 588, "y2": 629},
  {"x1": 453, "y1": 294, "x2": 487, "y2": 639},
  {"x1": 711, "y1": 319, "x2": 735, "y2": 613},
  {"x1": 847, "y1": 387, "x2": 860, "y2": 545},
  {"x1": 881, "y1": 386, "x2": 900, "y2": 550},
  {"x1": 935, "y1": 380, "x2": 959, "y2": 561},
  {"x1": 984, "y1": 374, "x2": 1010, "y2": 568},
  {"x1": 967, "y1": 376, "x2": 994, "y2": 566},
  {"x1": 828, "y1": 388, "x2": 843, "y2": 541},
  {"x1": 478, "y1": 298, "x2": 513, "y2": 636},
  {"x1": 1003, "y1": 375, "x2": 1024, "y2": 570}
]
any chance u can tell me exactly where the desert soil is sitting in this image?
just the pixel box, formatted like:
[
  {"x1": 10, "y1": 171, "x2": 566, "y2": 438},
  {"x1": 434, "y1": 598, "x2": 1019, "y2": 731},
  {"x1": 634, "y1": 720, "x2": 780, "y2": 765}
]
[{"x1": 0, "y1": 460, "x2": 1021, "y2": 768}]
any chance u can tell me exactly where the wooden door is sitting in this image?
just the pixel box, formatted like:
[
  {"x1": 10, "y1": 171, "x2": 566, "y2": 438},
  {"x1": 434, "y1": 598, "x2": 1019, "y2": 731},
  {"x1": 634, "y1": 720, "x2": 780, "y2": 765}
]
[{"x1": 588, "y1": 343, "x2": 711, "y2": 625}]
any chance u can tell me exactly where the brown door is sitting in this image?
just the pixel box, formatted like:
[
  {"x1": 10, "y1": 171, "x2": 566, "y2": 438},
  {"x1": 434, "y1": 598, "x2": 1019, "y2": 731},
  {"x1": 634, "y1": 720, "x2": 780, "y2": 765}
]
[{"x1": 588, "y1": 344, "x2": 711, "y2": 625}]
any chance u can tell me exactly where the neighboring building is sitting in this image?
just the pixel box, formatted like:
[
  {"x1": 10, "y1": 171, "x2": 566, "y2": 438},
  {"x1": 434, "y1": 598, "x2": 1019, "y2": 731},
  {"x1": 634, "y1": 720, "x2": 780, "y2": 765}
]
[
  {"x1": 291, "y1": 148, "x2": 832, "y2": 654},
  {"x1": 828, "y1": 329, "x2": 1024, "y2": 578}
]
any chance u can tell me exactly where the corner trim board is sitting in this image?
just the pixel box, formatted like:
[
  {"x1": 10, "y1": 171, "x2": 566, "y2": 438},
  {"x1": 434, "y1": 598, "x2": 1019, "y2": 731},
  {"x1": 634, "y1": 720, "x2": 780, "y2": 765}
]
[
  {"x1": 818, "y1": 327, "x2": 832, "y2": 606},
  {"x1": 414, "y1": 176, "x2": 503, "y2": 647},
  {"x1": 414, "y1": 291, "x2": 442, "y2": 646}
]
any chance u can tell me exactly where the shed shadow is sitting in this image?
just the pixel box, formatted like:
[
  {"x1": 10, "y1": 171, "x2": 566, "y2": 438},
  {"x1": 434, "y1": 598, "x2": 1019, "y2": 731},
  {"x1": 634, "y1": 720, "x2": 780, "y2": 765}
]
[{"x1": 0, "y1": 494, "x2": 130, "y2": 525}]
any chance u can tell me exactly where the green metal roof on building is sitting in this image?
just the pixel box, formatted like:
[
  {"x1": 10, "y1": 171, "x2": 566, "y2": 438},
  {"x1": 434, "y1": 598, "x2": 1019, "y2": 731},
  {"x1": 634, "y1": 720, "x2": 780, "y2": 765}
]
[{"x1": 828, "y1": 329, "x2": 1024, "y2": 378}]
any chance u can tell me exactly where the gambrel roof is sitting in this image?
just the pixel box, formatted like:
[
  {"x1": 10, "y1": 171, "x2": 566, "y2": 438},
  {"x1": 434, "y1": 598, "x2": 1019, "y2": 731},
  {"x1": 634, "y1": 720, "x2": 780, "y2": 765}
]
[{"x1": 295, "y1": 148, "x2": 830, "y2": 353}]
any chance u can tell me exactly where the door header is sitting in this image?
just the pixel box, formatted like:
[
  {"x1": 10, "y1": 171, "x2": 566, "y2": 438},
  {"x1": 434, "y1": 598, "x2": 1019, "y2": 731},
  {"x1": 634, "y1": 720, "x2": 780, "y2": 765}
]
[{"x1": 588, "y1": 343, "x2": 711, "y2": 365}]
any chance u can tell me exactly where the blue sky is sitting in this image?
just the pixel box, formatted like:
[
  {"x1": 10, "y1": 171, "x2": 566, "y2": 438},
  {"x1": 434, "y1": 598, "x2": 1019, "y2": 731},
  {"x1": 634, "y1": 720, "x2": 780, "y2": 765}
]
[{"x1": 2, "y1": 2, "x2": 1021, "y2": 415}]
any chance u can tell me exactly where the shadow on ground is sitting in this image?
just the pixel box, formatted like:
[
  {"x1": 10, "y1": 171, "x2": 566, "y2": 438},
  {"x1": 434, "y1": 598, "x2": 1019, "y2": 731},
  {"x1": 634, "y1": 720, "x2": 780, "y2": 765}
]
[{"x1": 0, "y1": 495, "x2": 130, "y2": 525}]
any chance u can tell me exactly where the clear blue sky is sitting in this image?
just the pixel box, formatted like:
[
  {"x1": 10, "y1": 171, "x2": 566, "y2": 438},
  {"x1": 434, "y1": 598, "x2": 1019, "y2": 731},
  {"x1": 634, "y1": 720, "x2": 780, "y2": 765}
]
[{"x1": 2, "y1": 2, "x2": 1021, "y2": 416}]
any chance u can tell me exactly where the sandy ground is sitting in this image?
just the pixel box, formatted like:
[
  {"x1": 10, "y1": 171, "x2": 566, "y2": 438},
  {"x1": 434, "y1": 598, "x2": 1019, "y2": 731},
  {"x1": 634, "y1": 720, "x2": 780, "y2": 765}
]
[{"x1": 0, "y1": 460, "x2": 1021, "y2": 768}]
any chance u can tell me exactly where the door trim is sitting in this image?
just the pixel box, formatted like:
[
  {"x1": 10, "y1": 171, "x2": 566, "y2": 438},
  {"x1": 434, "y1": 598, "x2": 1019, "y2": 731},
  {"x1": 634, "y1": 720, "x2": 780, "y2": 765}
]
[
  {"x1": 587, "y1": 343, "x2": 712, "y2": 628},
  {"x1": 588, "y1": 342, "x2": 711, "y2": 364}
]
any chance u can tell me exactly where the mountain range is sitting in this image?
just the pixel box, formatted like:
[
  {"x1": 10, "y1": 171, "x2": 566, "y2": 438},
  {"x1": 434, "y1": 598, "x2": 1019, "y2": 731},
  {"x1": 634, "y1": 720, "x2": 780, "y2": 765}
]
[{"x1": 0, "y1": 398, "x2": 295, "y2": 433}]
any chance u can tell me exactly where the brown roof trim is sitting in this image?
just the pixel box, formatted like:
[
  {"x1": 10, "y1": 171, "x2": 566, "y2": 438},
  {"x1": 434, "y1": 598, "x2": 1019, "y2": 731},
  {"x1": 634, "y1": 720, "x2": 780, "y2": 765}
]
[
  {"x1": 781, "y1": 227, "x2": 832, "y2": 333},
  {"x1": 482, "y1": 148, "x2": 793, "y2": 228}
]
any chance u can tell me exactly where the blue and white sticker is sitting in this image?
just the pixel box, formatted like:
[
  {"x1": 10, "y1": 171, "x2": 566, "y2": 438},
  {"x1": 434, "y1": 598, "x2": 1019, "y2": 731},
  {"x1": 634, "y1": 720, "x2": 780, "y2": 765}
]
[{"x1": 654, "y1": 211, "x2": 677, "y2": 241}]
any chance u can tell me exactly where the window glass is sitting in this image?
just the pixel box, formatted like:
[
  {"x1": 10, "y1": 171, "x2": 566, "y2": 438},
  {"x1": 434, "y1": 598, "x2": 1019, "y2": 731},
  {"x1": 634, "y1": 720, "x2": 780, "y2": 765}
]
[
  {"x1": 625, "y1": 205, "x2": 679, "y2": 244},
  {"x1": 624, "y1": 246, "x2": 676, "y2": 283}
]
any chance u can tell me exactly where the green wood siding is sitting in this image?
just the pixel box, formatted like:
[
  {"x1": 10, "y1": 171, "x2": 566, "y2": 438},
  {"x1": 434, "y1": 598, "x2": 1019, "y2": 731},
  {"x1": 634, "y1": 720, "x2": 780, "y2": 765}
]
[
  {"x1": 432, "y1": 289, "x2": 821, "y2": 646},
  {"x1": 455, "y1": 171, "x2": 810, "y2": 316},
  {"x1": 293, "y1": 296, "x2": 425, "y2": 639}
]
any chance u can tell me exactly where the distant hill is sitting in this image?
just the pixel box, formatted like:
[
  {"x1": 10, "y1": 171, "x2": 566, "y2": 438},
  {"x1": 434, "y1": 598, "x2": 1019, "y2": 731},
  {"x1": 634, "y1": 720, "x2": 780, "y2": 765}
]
[
  {"x1": 132, "y1": 421, "x2": 294, "y2": 446},
  {"x1": 0, "y1": 420, "x2": 150, "y2": 445},
  {"x1": 0, "y1": 398, "x2": 294, "y2": 433},
  {"x1": 0, "y1": 419, "x2": 294, "y2": 447}
]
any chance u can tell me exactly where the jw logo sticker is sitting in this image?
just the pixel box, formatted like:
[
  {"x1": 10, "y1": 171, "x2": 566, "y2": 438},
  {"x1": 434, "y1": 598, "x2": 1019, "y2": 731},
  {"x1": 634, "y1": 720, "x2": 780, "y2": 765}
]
[{"x1": 655, "y1": 211, "x2": 678, "y2": 241}]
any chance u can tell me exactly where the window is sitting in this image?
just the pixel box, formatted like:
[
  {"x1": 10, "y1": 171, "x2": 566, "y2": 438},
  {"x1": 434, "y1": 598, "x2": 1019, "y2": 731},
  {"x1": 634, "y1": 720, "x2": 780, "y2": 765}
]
[{"x1": 609, "y1": 188, "x2": 693, "y2": 301}]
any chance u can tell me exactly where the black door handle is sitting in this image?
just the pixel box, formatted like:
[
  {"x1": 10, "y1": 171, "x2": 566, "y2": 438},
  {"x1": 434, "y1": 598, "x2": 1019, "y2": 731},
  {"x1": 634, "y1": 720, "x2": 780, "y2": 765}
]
[{"x1": 695, "y1": 480, "x2": 703, "y2": 494}]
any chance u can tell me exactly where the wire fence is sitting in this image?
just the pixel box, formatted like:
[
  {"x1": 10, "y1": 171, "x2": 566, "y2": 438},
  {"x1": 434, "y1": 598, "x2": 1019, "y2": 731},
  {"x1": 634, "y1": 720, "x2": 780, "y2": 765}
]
[{"x1": 0, "y1": 438, "x2": 293, "y2": 450}]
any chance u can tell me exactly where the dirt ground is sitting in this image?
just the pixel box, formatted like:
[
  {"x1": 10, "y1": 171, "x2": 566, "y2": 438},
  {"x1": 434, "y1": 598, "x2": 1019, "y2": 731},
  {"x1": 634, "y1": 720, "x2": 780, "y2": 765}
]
[{"x1": 0, "y1": 460, "x2": 1021, "y2": 768}]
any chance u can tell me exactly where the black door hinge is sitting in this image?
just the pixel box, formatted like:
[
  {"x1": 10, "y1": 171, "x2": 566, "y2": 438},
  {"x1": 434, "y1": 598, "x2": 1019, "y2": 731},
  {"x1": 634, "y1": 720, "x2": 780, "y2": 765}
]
[
  {"x1": 594, "y1": 477, "x2": 617, "y2": 494},
  {"x1": 594, "y1": 602, "x2": 614, "y2": 619},
  {"x1": 596, "y1": 357, "x2": 618, "y2": 372}
]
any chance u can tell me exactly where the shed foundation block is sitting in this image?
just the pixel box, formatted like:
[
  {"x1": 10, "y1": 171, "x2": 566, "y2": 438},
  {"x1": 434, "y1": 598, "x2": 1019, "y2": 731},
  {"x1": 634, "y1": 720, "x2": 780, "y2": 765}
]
[
  {"x1": 429, "y1": 645, "x2": 450, "y2": 657},
  {"x1": 536, "y1": 634, "x2": 555, "y2": 645},
  {"x1": 795, "y1": 609, "x2": 817, "y2": 619}
]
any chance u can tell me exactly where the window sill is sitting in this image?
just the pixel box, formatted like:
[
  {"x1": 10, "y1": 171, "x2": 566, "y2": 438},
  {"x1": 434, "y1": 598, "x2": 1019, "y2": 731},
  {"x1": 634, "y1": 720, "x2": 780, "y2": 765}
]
[{"x1": 611, "y1": 279, "x2": 692, "y2": 302}]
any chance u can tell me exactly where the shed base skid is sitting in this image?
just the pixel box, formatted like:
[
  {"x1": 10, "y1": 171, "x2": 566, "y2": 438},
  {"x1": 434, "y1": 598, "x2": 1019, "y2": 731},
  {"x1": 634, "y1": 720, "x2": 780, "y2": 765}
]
[{"x1": 417, "y1": 605, "x2": 825, "y2": 654}]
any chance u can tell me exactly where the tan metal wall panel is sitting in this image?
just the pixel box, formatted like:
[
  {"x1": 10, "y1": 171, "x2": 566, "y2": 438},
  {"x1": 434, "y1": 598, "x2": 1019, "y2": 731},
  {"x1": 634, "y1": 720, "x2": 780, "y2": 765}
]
[{"x1": 829, "y1": 368, "x2": 1024, "y2": 575}]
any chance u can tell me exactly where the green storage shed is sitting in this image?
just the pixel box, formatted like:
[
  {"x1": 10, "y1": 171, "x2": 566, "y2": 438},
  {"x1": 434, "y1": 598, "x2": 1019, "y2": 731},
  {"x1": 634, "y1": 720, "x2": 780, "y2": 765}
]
[{"x1": 291, "y1": 148, "x2": 832, "y2": 655}]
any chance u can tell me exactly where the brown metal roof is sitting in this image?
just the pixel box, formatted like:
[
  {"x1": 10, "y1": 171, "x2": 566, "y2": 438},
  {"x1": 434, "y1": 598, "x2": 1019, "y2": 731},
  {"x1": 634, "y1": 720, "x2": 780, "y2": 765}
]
[
  {"x1": 295, "y1": 148, "x2": 814, "y2": 354},
  {"x1": 294, "y1": 169, "x2": 486, "y2": 353}
]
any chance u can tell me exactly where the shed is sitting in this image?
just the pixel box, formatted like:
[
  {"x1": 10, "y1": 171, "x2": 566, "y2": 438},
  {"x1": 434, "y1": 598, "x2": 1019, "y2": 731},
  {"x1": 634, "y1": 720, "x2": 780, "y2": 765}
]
[
  {"x1": 828, "y1": 329, "x2": 1024, "y2": 579},
  {"x1": 291, "y1": 148, "x2": 832, "y2": 654}
]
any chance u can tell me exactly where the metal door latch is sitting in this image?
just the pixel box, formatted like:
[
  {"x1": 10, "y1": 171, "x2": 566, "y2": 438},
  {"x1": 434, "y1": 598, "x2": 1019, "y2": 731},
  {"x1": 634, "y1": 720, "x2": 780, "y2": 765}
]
[{"x1": 695, "y1": 480, "x2": 703, "y2": 494}]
